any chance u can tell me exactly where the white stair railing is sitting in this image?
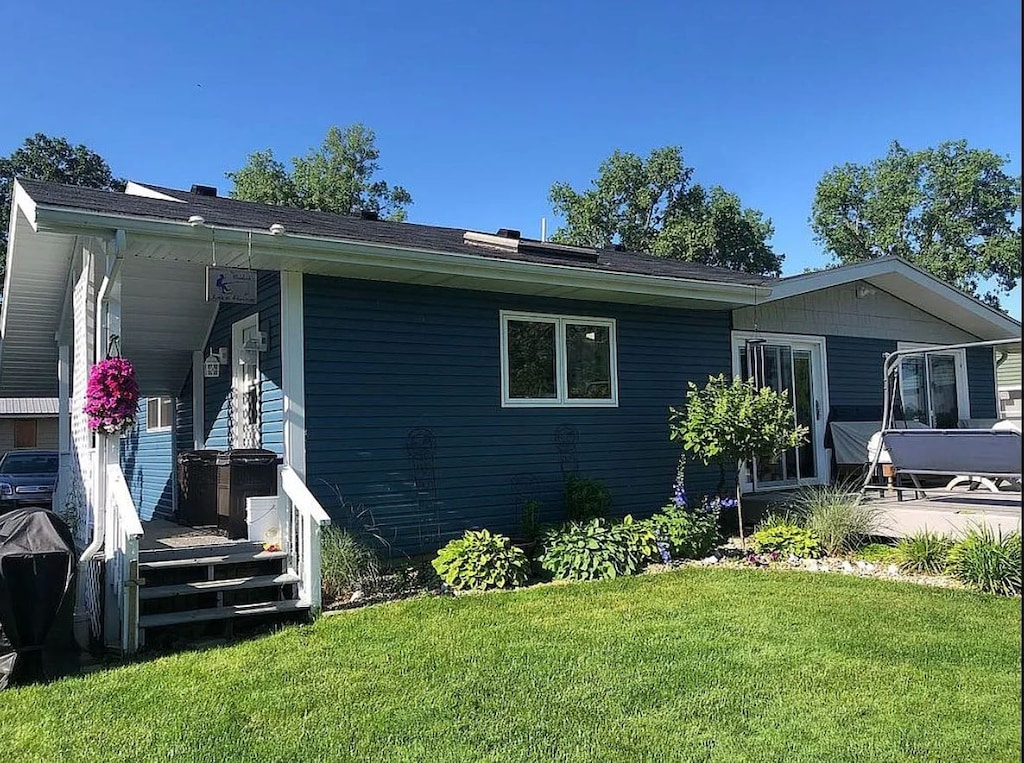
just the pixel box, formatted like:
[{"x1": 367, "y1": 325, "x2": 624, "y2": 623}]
[
  {"x1": 106, "y1": 463, "x2": 144, "y2": 654},
  {"x1": 278, "y1": 465, "x2": 332, "y2": 613}
]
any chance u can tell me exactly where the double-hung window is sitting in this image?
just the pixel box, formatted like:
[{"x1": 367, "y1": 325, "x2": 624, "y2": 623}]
[{"x1": 500, "y1": 311, "x2": 618, "y2": 407}]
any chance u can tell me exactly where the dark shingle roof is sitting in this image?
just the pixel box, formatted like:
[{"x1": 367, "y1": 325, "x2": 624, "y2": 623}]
[{"x1": 17, "y1": 179, "x2": 774, "y2": 287}]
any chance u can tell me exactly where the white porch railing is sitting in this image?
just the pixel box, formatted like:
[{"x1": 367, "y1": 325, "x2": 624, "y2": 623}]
[
  {"x1": 105, "y1": 463, "x2": 144, "y2": 654},
  {"x1": 279, "y1": 465, "x2": 332, "y2": 613}
]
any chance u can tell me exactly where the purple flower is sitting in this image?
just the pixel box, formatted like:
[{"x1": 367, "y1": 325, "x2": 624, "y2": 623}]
[
  {"x1": 670, "y1": 456, "x2": 688, "y2": 508},
  {"x1": 657, "y1": 541, "x2": 672, "y2": 564}
]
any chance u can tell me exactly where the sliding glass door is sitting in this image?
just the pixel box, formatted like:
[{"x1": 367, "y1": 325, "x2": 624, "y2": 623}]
[
  {"x1": 734, "y1": 334, "x2": 828, "y2": 490},
  {"x1": 897, "y1": 346, "x2": 968, "y2": 428}
]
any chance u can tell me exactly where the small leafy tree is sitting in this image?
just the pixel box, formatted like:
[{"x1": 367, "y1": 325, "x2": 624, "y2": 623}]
[{"x1": 669, "y1": 375, "x2": 807, "y2": 547}]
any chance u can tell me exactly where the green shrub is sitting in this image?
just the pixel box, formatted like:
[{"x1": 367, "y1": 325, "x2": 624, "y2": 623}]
[
  {"x1": 947, "y1": 526, "x2": 1021, "y2": 596},
  {"x1": 790, "y1": 485, "x2": 883, "y2": 555},
  {"x1": 520, "y1": 499, "x2": 542, "y2": 541},
  {"x1": 321, "y1": 526, "x2": 381, "y2": 602},
  {"x1": 647, "y1": 504, "x2": 720, "y2": 561},
  {"x1": 539, "y1": 516, "x2": 656, "y2": 581},
  {"x1": 564, "y1": 474, "x2": 611, "y2": 522},
  {"x1": 857, "y1": 542, "x2": 898, "y2": 564},
  {"x1": 894, "y1": 530, "x2": 953, "y2": 574},
  {"x1": 431, "y1": 530, "x2": 530, "y2": 592}
]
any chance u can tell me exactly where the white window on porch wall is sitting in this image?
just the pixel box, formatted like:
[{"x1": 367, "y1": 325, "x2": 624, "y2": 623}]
[
  {"x1": 146, "y1": 397, "x2": 174, "y2": 432},
  {"x1": 896, "y1": 343, "x2": 970, "y2": 428}
]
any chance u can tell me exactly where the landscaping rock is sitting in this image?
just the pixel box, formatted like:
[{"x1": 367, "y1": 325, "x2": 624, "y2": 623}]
[
  {"x1": 841, "y1": 561, "x2": 855, "y2": 573},
  {"x1": 886, "y1": 564, "x2": 900, "y2": 577},
  {"x1": 700, "y1": 555, "x2": 720, "y2": 566},
  {"x1": 349, "y1": 590, "x2": 365, "y2": 604}
]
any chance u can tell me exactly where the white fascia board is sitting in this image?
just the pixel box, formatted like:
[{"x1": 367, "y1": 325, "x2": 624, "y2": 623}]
[
  {"x1": 30, "y1": 205, "x2": 771, "y2": 307},
  {"x1": 768, "y1": 257, "x2": 1021, "y2": 337}
]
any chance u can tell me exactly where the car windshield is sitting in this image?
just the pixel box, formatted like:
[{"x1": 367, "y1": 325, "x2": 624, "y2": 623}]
[{"x1": 0, "y1": 453, "x2": 59, "y2": 475}]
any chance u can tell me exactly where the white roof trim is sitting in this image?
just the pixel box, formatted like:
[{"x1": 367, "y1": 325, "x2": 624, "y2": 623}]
[
  {"x1": 767, "y1": 257, "x2": 1020, "y2": 339},
  {"x1": 24, "y1": 200, "x2": 770, "y2": 308}
]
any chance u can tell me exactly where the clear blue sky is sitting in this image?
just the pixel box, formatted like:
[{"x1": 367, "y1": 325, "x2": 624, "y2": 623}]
[{"x1": 6, "y1": 0, "x2": 1021, "y2": 315}]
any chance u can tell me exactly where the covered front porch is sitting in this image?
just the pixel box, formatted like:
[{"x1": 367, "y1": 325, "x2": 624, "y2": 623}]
[{"x1": 1, "y1": 184, "x2": 329, "y2": 654}]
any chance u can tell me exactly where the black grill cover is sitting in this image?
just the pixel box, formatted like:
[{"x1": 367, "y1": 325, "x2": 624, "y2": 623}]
[{"x1": 0, "y1": 507, "x2": 80, "y2": 689}]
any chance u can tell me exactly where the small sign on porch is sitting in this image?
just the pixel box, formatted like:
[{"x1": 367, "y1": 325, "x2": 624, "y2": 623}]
[{"x1": 207, "y1": 267, "x2": 257, "y2": 305}]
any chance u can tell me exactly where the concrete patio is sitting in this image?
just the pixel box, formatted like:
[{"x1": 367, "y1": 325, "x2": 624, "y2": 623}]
[
  {"x1": 744, "y1": 487, "x2": 1022, "y2": 539},
  {"x1": 865, "y1": 491, "x2": 1021, "y2": 538}
]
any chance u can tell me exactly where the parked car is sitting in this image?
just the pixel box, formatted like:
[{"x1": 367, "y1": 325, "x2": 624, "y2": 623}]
[{"x1": 0, "y1": 450, "x2": 59, "y2": 512}]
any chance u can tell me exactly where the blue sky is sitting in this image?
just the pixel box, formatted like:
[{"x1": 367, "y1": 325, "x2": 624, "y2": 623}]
[{"x1": 5, "y1": 0, "x2": 1021, "y2": 315}]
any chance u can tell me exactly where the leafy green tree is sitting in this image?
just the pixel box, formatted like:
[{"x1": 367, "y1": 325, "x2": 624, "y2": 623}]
[
  {"x1": 669, "y1": 375, "x2": 807, "y2": 547},
  {"x1": 811, "y1": 140, "x2": 1022, "y2": 307},
  {"x1": 227, "y1": 124, "x2": 413, "y2": 221},
  {"x1": 1, "y1": 133, "x2": 123, "y2": 284},
  {"x1": 549, "y1": 147, "x2": 783, "y2": 276}
]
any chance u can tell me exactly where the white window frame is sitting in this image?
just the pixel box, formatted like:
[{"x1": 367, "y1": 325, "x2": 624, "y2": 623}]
[
  {"x1": 500, "y1": 310, "x2": 619, "y2": 408},
  {"x1": 146, "y1": 396, "x2": 174, "y2": 433},
  {"x1": 896, "y1": 342, "x2": 971, "y2": 426}
]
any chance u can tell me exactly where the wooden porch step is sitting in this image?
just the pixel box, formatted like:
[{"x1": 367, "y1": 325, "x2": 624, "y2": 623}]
[
  {"x1": 139, "y1": 541, "x2": 264, "y2": 563},
  {"x1": 139, "y1": 573, "x2": 301, "y2": 600},
  {"x1": 139, "y1": 549, "x2": 287, "y2": 571},
  {"x1": 139, "y1": 599, "x2": 310, "y2": 629}
]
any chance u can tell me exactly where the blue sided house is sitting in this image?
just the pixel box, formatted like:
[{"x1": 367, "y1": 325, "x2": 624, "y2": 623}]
[{"x1": 1, "y1": 179, "x2": 1019, "y2": 652}]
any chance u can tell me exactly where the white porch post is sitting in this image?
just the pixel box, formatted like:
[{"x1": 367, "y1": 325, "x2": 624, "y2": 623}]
[
  {"x1": 96, "y1": 236, "x2": 125, "y2": 649},
  {"x1": 192, "y1": 350, "x2": 205, "y2": 450},
  {"x1": 54, "y1": 343, "x2": 72, "y2": 528},
  {"x1": 280, "y1": 271, "x2": 306, "y2": 478}
]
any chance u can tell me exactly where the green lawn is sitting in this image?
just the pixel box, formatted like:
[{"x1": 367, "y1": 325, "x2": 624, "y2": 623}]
[{"x1": 1, "y1": 569, "x2": 1020, "y2": 763}]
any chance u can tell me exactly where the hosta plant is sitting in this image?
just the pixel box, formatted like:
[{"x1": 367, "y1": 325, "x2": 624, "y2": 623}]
[
  {"x1": 750, "y1": 521, "x2": 822, "y2": 559},
  {"x1": 431, "y1": 530, "x2": 530, "y2": 592},
  {"x1": 538, "y1": 516, "x2": 657, "y2": 582}
]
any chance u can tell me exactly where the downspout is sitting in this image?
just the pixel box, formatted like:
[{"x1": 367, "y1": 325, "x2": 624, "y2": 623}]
[{"x1": 76, "y1": 231, "x2": 126, "y2": 641}]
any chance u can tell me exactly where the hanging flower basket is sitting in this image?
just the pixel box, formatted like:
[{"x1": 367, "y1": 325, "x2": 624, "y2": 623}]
[{"x1": 84, "y1": 357, "x2": 140, "y2": 435}]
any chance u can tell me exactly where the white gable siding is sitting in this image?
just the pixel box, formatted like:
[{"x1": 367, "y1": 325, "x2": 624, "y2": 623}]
[{"x1": 734, "y1": 281, "x2": 977, "y2": 344}]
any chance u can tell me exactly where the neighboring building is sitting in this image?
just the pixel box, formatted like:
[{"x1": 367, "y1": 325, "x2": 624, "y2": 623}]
[
  {"x1": 996, "y1": 347, "x2": 1022, "y2": 425},
  {"x1": 0, "y1": 398, "x2": 58, "y2": 459}
]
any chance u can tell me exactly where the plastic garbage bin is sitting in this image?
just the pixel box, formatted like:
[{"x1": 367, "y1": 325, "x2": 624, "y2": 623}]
[
  {"x1": 215, "y1": 449, "x2": 281, "y2": 539},
  {"x1": 176, "y1": 450, "x2": 220, "y2": 527}
]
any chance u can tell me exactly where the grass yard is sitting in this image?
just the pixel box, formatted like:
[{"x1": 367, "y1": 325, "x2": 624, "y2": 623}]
[{"x1": 1, "y1": 568, "x2": 1020, "y2": 763}]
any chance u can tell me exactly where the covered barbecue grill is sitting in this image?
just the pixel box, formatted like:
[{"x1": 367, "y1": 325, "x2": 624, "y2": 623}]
[{"x1": 0, "y1": 507, "x2": 80, "y2": 688}]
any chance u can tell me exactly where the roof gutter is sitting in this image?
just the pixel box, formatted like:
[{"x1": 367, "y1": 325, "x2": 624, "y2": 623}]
[{"x1": 29, "y1": 204, "x2": 772, "y2": 307}]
